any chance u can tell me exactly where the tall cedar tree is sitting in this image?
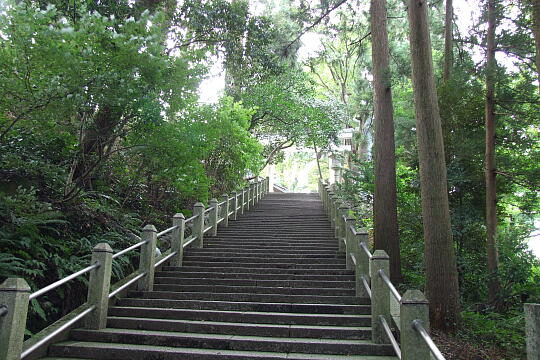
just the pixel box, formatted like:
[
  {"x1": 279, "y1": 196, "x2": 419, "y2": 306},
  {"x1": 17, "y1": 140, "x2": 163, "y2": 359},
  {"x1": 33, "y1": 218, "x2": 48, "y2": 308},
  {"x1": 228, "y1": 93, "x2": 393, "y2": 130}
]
[
  {"x1": 407, "y1": 0, "x2": 460, "y2": 331},
  {"x1": 371, "y1": 0, "x2": 401, "y2": 283},
  {"x1": 485, "y1": 0, "x2": 502, "y2": 307},
  {"x1": 443, "y1": 0, "x2": 453, "y2": 81},
  {"x1": 533, "y1": 0, "x2": 540, "y2": 93}
]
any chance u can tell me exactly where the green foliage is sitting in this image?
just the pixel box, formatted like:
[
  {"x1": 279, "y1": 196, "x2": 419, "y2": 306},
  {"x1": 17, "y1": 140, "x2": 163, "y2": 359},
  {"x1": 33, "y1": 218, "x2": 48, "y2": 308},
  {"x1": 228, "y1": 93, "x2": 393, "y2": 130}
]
[{"x1": 459, "y1": 311, "x2": 526, "y2": 360}]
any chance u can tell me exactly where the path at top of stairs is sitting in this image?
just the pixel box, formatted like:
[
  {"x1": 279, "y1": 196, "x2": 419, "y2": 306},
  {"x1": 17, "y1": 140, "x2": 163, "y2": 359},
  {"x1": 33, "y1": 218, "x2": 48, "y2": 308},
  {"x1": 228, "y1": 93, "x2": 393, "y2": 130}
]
[{"x1": 42, "y1": 193, "x2": 397, "y2": 360}]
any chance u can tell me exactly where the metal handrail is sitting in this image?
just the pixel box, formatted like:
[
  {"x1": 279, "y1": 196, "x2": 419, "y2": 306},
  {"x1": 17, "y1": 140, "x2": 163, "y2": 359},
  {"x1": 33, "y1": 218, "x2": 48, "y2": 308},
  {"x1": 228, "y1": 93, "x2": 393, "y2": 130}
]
[
  {"x1": 350, "y1": 253, "x2": 357, "y2": 266},
  {"x1": 378, "y1": 269, "x2": 402, "y2": 302},
  {"x1": 203, "y1": 225, "x2": 213, "y2": 234},
  {"x1": 349, "y1": 224, "x2": 357, "y2": 235},
  {"x1": 185, "y1": 214, "x2": 199, "y2": 223},
  {"x1": 108, "y1": 272, "x2": 146, "y2": 299},
  {"x1": 379, "y1": 315, "x2": 402, "y2": 359},
  {"x1": 360, "y1": 241, "x2": 373, "y2": 259},
  {"x1": 155, "y1": 251, "x2": 177, "y2": 268},
  {"x1": 228, "y1": 210, "x2": 234, "y2": 217},
  {"x1": 217, "y1": 217, "x2": 224, "y2": 225},
  {"x1": 361, "y1": 275, "x2": 371, "y2": 299},
  {"x1": 204, "y1": 207, "x2": 213, "y2": 214},
  {"x1": 183, "y1": 235, "x2": 197, "y2": 248},
  {"x1": 0, "y1": 305, "x2": 7, "y2": 317},
  {"x1": 218, "y1": 200, "x2": 226, "y2": 207},
  {"x1": 413, "y1": 320, "x2": 446, "y2": 360},
  {"x1": 29, "y1": 262, "x2": 100, "y2": 301},
  {"x1": 157, "y1": 225, "x2": 179, "y2": 238},
  {"x1": 112, "y1": 240, "x2": 148, "y2": 260},
  {"x1": 229, "y1": 196, "x2": 235, "y2": 201},
  {"x1": 20, "y1": 305, "x2": 96, "y2": 359}
]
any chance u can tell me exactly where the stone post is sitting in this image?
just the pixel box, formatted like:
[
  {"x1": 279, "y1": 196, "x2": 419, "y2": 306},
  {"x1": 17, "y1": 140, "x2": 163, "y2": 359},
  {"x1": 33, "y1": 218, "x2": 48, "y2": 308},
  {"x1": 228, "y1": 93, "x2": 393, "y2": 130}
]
[
  {"x1": 171, "y1": 213, "x2": 185, "y2": 267},
  {"x1": 338, "y1": 206, "x2": 347, "y2": 251},
  {"x1": 525, "y1": 303, "x2": 540, "y2": 360},
  {"x1": 400, "y1": 290, "x2": 430, "y2": 360},
  {"x1": 232, "y1": 191, "x2": 239, "y2": 220},
  {"x1": 241, "y1": 187, "x2": 246, "y2": 214},
  {"x1": 246, "y1": 186, "x2": 251, "y2": 211},
  {"x1": 193, "y1": 202, "x2": 205, "y2": 248},
  {"x1": 328, "y1": 192, "x2": 335, "y2": 223},
  {"x1": 371, "y1": 250, "x2": 390, "y2": 344},
  {"x1": 345, "y1": 218, "x2": 355, "y2": 270},
  {"x1": 221, "y1": 194, "x2": 230, "y2": 227},
  {"x1": 209, "y1": 198, "x2": 218, "y2": 237},
  {"x1": 138, "y1": 225, "x2": 157, "y2": 291},
  {"x1": 0, "y1": 278, "x2": 30, "y2": 360},
  {"x1": 86, "y1": 243, "x2": 113, "y2": 329},
  {"x1": 356, "y1": 232, "x2": 370, "y2": 298},
  {"x1": 333, "y1": 200, "x2": 341, "y2": 239}
]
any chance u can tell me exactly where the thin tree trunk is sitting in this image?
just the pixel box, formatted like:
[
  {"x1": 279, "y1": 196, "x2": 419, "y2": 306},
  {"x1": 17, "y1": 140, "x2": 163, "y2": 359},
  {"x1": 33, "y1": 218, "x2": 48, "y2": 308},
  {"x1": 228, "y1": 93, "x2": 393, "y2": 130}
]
[
  {"x1": 485, "y1": 0, "x2": 502, "y2": 308},
  {"x1": 443, "y1": 0, "x2": 453, "y2": 81},
  {"x1": 407, "y1": 0, "x2": 460, "y2": 331},
  {"x1": 371, "y1": 0, "x2": 401, "y2": 283},
  {"x1": 532, "y1": 0, "x2": 540, "y2": 94}
]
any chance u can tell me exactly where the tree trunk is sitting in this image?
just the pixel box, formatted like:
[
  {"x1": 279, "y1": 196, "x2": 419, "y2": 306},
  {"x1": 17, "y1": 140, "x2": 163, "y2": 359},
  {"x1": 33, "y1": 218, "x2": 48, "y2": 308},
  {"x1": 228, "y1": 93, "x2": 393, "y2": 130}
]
[
  {"x1": 485, "y1": 0, "x2": 502, "y2": 308},
  {"x1": 532, "y1": 0, "x2": 540, "y2": 94},
  {"x1": 407, "y1": 0, "x2": 460, "y2": 331},
  {"x1": 443, "y1": 0, "x2": 453, "y2": 82},
  {"x1": 371, "y1": 0, "x2": 401, "y2": 283}
]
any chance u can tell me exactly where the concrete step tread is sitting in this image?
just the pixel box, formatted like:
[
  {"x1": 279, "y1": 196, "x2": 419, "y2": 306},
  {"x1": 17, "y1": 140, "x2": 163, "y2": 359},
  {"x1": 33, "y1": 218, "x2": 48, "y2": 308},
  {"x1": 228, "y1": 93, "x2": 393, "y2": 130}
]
[
  {"x1": 109, "y1": 306, "x2": 368, "y2": 319},
  {"x1": 108, "y1": 316, "x2": 370, "y2": 331},
  {"x1": 48, "y1": 341, "x2": 397, "y2": 359},
  {"x1": 72, "y1": 328, "x2": 373, "y2": 345}
]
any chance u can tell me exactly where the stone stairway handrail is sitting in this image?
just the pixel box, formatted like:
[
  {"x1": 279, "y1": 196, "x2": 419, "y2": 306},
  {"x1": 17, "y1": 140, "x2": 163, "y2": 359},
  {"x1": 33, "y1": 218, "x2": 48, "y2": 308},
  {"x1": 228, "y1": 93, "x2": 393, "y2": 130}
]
[
  {"x1": 0, "y1": 177, "x2": 271, "y2": 360},
  {"x1": 318, "y1": 179, "x2": 446, "y2": 360}
]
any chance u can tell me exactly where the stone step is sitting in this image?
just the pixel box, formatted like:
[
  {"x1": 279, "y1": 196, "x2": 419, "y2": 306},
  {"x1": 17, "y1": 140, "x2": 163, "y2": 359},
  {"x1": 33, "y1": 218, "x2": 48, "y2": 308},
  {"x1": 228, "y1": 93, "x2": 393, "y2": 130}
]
[
  {"x1": 154, "y1": 277, "x2": 355, "y2": 289},
  {"x1": 204, "y1": 243, "x2": 340, "y2": 249},
  {"x1": 128, "y1": 290, "x2": 367, "y2": 305},
  {"x1": 108, "y1": 306, "x2": 370, "y2": 326},
  {"x1": 106, "y1": 316, "x2": 369, "y2": 339},
  {"x1": 67, "y1": 328, "x2": 393, "y2": 356},
  {"x1": 155, "y1": 271, "x2": 355, "y2": 281},
  {"x1": 185, "y1": 250, "x2": 341, "y2": 257},
  {"x1": 116, "y1": 298, "x2": 369, "y2": 314},
  {"x1": 162, "y1": 266, "x2": 354, "y2": 276},
  {"x1": 152, "y1": 284, "x2": 356, "y2": 296},
  {"x1": 180, "y1": 262, "x2": 346, "y2": 270},
  {"x1": 182, "y1": 256, "x2": 346, "y2": 264},
  {"x1": 48, "y1": 341, "x2": 397, "y2": 360}
]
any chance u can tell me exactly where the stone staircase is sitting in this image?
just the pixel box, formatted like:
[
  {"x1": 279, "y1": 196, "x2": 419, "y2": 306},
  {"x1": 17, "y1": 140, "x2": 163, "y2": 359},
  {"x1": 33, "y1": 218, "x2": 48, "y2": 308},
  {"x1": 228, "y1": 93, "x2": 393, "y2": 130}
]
[{"x1": 42, "y1": 193, "x2": 397, "y2": 359}]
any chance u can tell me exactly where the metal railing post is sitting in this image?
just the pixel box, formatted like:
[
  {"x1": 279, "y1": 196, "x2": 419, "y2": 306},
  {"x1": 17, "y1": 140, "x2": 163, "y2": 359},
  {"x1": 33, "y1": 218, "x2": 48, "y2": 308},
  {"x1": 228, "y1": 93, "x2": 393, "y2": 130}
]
[
  {"x1": 0, "y1": 278, "x2": 30, "y2": 360},
  {"x1": 209, "y1": 198, "x2": 218, "y2": 236},
  {"x1": 401, "y1": 290, "x2": 430, "y2": 360},
  {"x1": 86, "y1": 243, "x2": 113, "y2": 329},
  {"x1": 525, "y1": 303, "x2": 540, "y2": 360},
  {"x1": 221, "y1": 194, "x2": 230, "y2": 227},
  {"x1": 241, "y1": 188, "x2": 246, "y2": 214},
  {"x1": 356, "y1": 233, "x2": 370, "y2": 298},
  {"x1": 138, "y1": 225, "x2": 157, "y2": 291},
  {"x1": 345, "y1": 218, "x2": 355, "y2": 270},
  {"x1": 251, "y1": 183, "x2": 256, "y2": 206},
  {"x1": 193, "y1": 203, "x2": 205, "y2": 248},
  {"x1": 232, "y1": 191, "x2": 239, "y2": 220},
  {"x1": 172, "y1": 213, "x2": 185, "y2": 267},
  {"x1": 371, "y1": 250, "x2": 390, "y2": 344}
]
